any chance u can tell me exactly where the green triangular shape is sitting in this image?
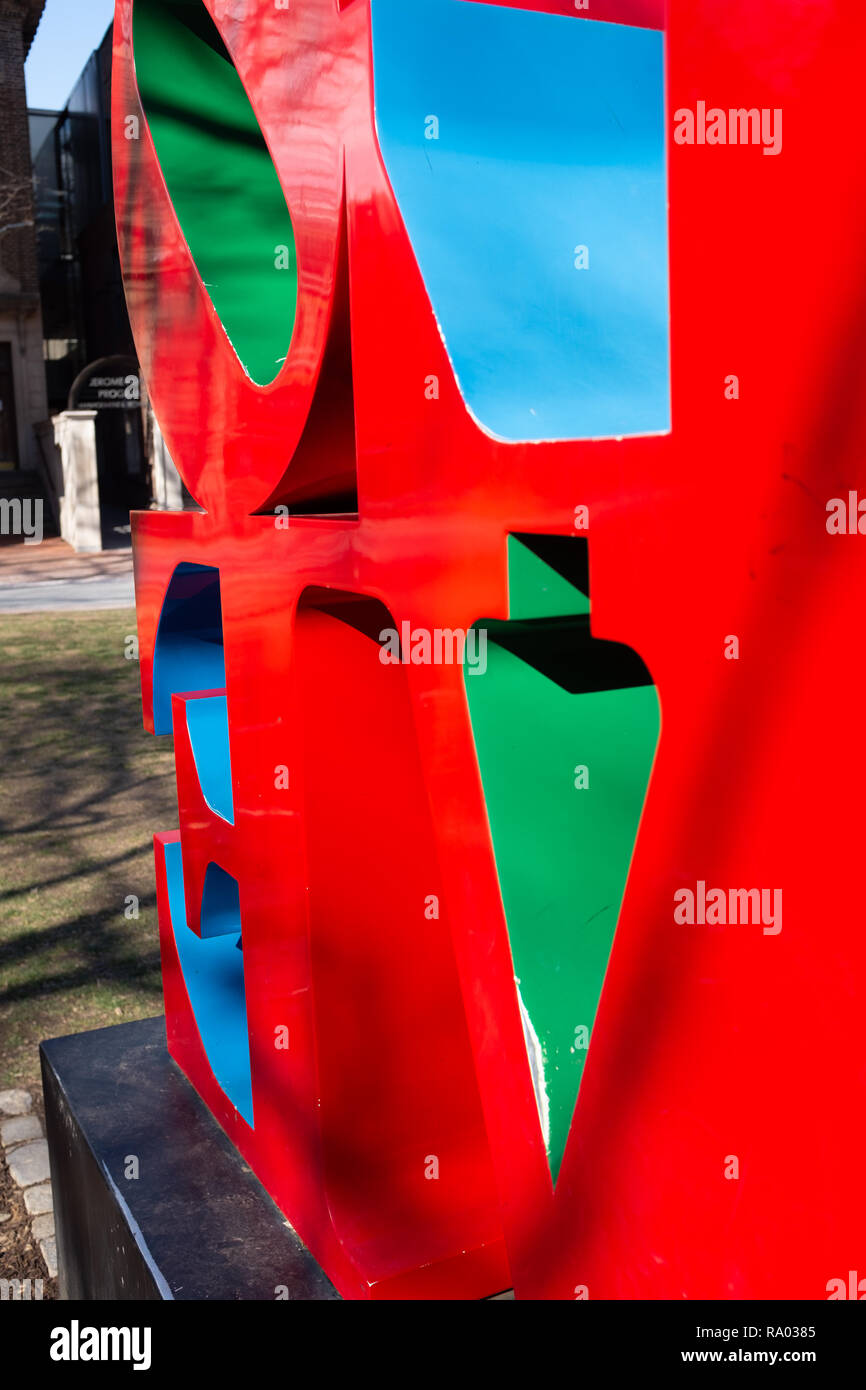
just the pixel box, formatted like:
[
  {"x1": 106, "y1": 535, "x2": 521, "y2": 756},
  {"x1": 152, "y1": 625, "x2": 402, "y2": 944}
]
[
  {"x1": 507, "y1": 535, "x2": 590, "y2": 620},
  {"x1": 467, "y1": 538, "x2": 658, "y2": 1184}
]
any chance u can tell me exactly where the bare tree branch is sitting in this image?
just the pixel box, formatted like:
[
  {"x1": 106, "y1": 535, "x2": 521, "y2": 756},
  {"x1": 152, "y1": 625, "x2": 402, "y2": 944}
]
[{"x1": 0, "y1": 163, "x2": 35, "y2": 239}]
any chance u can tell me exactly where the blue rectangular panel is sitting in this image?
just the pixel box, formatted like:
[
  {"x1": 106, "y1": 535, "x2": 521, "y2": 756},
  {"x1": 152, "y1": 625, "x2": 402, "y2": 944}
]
[{"x1": 371, "y1": 0, "x2": 670, "y2": 443}]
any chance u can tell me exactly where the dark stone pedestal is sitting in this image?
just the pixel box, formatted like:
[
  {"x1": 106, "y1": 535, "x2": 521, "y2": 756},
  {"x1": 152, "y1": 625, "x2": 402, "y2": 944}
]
[{"x1": 40, "y1": 1016, "x2": 339, "y2": 1301}]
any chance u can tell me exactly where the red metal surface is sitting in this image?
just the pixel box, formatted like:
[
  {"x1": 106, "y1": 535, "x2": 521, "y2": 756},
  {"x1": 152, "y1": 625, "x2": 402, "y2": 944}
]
[{"x1": 116, "y1": 0, "x2": 866, "y2": 1299}]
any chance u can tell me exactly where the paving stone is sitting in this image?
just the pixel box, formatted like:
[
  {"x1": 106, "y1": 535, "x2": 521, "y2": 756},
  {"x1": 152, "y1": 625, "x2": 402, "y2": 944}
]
[
  {"x1": 40, "y1": 1236, "x2": 58, "y2": 1279},
  {"x1": 32, "y1": 1212, "x2": 55, "y2": 1242},
  {"x1": 0, "y1": 1089, "x2": 32, "y2": 1117},
  {"x1": 7, "y1": 1139, "x2": 50, "y2": 1188},
  {"x1": 1, "y1": 1114, "x2": 42, "y2": 1147},
  {"x1": 23, "y1": 1182, "x2": 53, "y2": 1216}
]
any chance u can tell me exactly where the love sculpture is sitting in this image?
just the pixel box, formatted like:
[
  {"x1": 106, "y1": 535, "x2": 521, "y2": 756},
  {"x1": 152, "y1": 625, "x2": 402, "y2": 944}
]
[{"x1": 114, "y1": 0, "x2": 865, "y2": 1299}]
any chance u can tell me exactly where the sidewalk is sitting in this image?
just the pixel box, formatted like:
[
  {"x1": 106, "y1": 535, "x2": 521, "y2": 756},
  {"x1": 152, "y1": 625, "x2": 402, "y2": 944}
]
[{"x1": 0, "y1": 539, "x2": 134, "y2": 613}]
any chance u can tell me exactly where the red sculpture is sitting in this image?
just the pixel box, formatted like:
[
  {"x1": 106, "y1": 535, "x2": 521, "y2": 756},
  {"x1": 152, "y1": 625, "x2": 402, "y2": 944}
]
[{"x1": 115, "y1": 0, "x2": 866, "y2": 1300}]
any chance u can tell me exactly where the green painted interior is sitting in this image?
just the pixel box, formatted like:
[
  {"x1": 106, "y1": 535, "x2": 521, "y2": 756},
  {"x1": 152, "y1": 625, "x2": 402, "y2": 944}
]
[
  {"x1": 133, "y1": 0, "x2": 298, "y2": 385},
  {"x1": 466, "y1": 538, "x2": 659, "y2": 1183}
]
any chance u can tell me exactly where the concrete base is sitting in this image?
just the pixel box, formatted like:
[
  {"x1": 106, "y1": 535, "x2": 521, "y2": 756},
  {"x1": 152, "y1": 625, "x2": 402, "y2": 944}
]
[{"x1": 39, "y1": 1017, "x2": 339, "y2": 1301}]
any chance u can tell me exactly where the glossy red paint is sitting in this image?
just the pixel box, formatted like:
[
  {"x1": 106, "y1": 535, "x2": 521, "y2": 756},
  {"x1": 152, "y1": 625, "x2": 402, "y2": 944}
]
[{"x1": 117, "y1": 0, "x2": 866, "y2": 1299}]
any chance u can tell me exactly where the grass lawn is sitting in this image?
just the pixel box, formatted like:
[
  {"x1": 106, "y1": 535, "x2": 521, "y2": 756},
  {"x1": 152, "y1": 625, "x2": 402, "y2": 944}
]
[{"x1": 0, "y1": 610, "x2": 177, "y2": 1091}]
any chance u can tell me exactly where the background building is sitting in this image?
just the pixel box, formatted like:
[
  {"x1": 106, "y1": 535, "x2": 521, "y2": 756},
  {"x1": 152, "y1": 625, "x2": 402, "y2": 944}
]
[
  {"x1": 30, "y1": 21, "x2": 155, "y2": 543},
  {"x1": 0, "y1": 3, "x2": 190, "y2": 549},
  {"x1": 31, "y1": 23, "x2": 133, "y2": 412},
  {"x1": 0, "y1": 0, "x2": 48, "y2": 483}
]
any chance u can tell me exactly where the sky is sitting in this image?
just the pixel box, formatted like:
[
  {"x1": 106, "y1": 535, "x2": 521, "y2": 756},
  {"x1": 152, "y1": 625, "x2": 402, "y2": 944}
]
[{"x1": 25, "y1": 0, "x2": 116, "y2": 111}]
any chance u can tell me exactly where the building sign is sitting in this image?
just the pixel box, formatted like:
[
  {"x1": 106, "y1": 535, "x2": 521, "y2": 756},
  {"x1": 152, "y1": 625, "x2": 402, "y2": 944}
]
[{"x1": 67, "y1": 355, "x2": 141, "y2": 411}]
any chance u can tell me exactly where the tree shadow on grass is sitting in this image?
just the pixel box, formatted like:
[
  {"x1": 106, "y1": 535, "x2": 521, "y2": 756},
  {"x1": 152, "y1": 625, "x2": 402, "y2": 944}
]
[
  {"x1": 0, "y1": 899, "x2": 162, "y2": 1005},
  {"x1": 0, "y1": 613, "x2": 177, "y2": 1074}
]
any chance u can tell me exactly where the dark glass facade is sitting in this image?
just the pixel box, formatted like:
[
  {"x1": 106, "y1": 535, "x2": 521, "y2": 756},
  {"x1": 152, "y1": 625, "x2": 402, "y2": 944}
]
[{"x1": 29, "y1": 23, "x2": 135, "y2": 413}]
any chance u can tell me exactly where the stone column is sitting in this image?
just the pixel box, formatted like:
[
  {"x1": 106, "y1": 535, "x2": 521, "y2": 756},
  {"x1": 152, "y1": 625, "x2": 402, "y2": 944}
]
[
  {"x1": 149, "y1": 407, "x2": 185, "y2": 511},
  {"x1": 52, "y1": 410, "x2": 100, "y2": 552}
]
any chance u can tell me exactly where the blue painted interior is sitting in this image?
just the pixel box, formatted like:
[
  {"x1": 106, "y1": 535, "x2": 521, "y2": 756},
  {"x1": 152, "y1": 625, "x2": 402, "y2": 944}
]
[
  {"x1": 186, "y1": 696, "x2": 235, "y2": 824},
  {"x1": 152, "y1": 564, "x2": 226, "y2": 735},
  {"x1": 200, "y1": 861, "x2": 242, "y2": 939},
  {"x1": 370, "y1": 0, "x2": 670, "y2": 442},
  {"x1": 163, "y1": 838, "x2": 254, "y2": 1126}
]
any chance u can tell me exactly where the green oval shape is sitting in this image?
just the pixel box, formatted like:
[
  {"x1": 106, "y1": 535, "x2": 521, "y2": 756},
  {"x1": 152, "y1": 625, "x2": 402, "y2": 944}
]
[{"x1": 133, "y1": 0, "x2": 298, "y2": 386}]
